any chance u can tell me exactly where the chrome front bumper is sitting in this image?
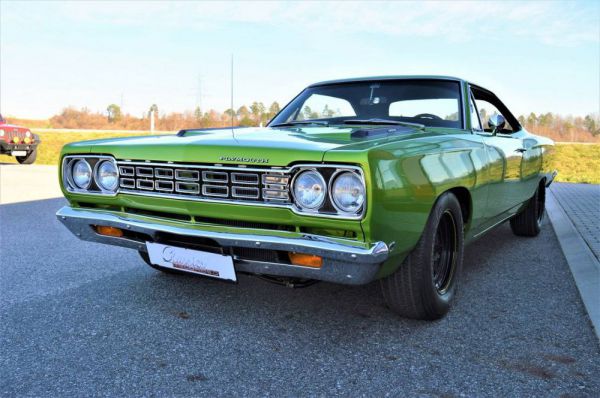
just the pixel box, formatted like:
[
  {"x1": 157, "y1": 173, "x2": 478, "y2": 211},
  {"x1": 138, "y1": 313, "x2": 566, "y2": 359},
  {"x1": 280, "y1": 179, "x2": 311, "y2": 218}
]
[{"x1": 56, "y1": 206, "x2": 389, "y2": 285}]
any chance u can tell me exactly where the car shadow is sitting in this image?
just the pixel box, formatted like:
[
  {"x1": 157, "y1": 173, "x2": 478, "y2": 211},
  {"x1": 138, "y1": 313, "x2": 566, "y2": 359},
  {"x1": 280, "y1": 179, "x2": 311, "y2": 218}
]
[{"x1": 1, "y1": 196, "x2": 561, "y2": 337}]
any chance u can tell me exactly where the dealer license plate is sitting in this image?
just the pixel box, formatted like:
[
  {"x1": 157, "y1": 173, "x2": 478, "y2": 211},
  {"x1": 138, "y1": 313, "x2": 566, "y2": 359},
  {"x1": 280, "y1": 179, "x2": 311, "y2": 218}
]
[
  {"x1": 11, "y1": 151, "x2": 27, "y2": 157},
  {"x1": 146, "y1": 242, "x2": 236, "y2": 281}
]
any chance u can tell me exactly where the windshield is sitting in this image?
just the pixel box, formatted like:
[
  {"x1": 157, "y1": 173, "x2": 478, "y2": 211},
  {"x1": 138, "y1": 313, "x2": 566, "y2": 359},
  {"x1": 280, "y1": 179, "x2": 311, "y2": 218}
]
[{"x1": 269, "y1": 79, "x2": 463, "y2": 129}]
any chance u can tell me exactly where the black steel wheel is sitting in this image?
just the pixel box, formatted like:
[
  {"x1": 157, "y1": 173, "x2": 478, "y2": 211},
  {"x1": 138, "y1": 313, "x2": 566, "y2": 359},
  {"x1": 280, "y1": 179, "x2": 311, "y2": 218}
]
[
  {"x1": 380, "y1": 191, "x2": 464, "y2": 320},
  {"x1": 510, "y1": 181, "x2": 545, "y2": 237},
  {"x1": 432, "y1": 210, "x2": 458, "y2": 294}
]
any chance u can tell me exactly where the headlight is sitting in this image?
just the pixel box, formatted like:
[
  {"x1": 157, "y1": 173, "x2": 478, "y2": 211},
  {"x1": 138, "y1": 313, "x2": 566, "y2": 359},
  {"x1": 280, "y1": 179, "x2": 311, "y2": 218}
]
[
  {"x1": 0, "y1": 129, "x2": 4, "y2": 137},
  {"x1": 293, "y1": 170, "x2": 326, "y2": 209},
  {"x1": 72, "y1": 160, "x2": 92, "y2": 189},
  {"x1": 25, "y1": 131, "x2": 31, "y2": 137},
  {"x1": 95, "y1": 160, "x2": 119, "y2": 191},
  {"x1": 331, "y1": 172, "x2": 365, "y2": 213}
]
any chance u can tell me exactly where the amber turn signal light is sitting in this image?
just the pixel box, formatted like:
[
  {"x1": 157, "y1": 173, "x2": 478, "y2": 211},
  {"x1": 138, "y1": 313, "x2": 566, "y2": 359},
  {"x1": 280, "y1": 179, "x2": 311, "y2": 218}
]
[
  {"x1": 288, "y1": 252, "x2": 323, "y2": 268},
  {"x1": 95, "y1": 225, "x2": 124, "y2": 237}
]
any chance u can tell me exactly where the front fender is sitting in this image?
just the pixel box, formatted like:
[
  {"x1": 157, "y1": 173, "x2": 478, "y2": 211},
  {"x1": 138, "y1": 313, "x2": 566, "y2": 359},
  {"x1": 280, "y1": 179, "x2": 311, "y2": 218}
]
[{"x1": 363, "y1": 134, "x2": 487, "y2": 278}]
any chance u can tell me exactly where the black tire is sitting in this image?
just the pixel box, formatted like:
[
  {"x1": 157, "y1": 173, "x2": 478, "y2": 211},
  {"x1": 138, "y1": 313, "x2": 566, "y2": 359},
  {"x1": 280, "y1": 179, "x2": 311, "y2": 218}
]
[
  {"x1": 138, "y1": 250, "x2": 187, "y2": 275},
  {"x1": 510, "y1": 182, "x2": 545, "y2": 237},
  {"x1": 16, "y1": 148, "x2": 37, "y2": 164},
  {"x1": 380, "y1": 192, "x2": 464, "y2": 320}
]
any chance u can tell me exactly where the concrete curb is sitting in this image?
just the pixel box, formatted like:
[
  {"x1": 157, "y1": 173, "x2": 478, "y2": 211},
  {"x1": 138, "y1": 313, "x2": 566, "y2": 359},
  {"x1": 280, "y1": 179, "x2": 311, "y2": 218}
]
[{"x1": 547, "y1": 189, "x2": 600, "y2": 341}]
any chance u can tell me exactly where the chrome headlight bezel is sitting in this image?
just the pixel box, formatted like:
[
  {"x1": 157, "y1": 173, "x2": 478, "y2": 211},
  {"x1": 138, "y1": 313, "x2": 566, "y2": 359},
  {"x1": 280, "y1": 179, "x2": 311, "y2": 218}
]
[
  {"x1": 62, "y1": 155, "x2": 119, "y2": 196},
  {"x1": 289, "y1": 164, "x2": 366, "y2": 219},
  {"x1": 94, "y1": 159, "x2": 119, "y2": 192},
  {"x1": 291, "y1": 169, "x2": 327, "y2": 210},
  {"x1": 329, "y1": 171, "x2": 366, "y2": 214},
  {"x1": 71, "y1": 159, "x2": 93, "y2": 189}
]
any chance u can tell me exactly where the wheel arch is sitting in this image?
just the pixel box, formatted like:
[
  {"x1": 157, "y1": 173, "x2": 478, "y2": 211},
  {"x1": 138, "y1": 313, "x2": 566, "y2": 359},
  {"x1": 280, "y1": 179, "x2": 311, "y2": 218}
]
[{"x1": 444, "y1": 186, "x2": 472, "y2": 228}]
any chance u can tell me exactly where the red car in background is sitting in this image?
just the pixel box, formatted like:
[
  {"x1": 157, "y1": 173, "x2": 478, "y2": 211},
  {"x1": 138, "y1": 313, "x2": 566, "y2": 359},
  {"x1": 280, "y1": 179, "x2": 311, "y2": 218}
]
[{"x1": 0, "y1": 114, "x2": 39, "y2": 164}]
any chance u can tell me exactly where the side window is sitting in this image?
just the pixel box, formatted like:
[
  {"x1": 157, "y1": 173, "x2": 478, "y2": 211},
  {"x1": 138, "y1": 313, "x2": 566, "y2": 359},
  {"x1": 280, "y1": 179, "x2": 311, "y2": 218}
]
[
  {"x1": 474, "y1": 98, "x2": 513, "y2": 133},
  {"x1": 469, "y1": 94, "x2": 482, "y2": 130},
  {"x1": 293, "y1": 94, "x2": 355, "y2": 120}
]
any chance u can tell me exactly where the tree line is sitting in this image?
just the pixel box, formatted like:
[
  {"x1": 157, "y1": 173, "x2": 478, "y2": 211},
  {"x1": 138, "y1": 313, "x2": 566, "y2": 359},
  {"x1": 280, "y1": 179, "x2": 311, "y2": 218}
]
[
  {"x1": 37, "y1": 101, "x2": 282, "y2": 131},
  {"x1": 516, "y1": 112, "x2": 599, "y2": 142},
  {"x1": 6, "y1": 105, "x2": 599, "y2": 142}
]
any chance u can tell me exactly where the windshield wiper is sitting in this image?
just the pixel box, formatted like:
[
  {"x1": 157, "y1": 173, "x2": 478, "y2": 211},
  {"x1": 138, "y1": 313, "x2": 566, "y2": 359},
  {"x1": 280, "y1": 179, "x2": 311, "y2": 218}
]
[
  {"x1": 342, "y1": 119, "x2": 425, "y2": 129},
  {"x1": 270, "y1": 120, "x2": 329, "y2": 128}
]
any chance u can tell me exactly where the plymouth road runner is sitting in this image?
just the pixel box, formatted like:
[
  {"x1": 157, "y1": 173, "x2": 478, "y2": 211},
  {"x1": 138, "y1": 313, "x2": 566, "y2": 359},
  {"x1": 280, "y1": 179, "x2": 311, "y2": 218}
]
[{"x1": 56, "y1": 76, "x2": 555, "y2": 319}]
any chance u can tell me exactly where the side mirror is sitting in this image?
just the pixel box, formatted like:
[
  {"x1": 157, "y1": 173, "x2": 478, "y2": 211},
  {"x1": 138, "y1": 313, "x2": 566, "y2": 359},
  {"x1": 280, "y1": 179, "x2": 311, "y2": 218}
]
[{"x1": 488, "y1": 114, "x2": 506, "y2": 135}]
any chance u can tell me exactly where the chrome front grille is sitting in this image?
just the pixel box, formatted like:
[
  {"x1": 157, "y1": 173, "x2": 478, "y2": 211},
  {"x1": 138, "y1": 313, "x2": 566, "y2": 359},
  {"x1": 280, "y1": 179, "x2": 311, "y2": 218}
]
[{"x1": 117, "y1": 161, "x2": 291, "y2": 204}]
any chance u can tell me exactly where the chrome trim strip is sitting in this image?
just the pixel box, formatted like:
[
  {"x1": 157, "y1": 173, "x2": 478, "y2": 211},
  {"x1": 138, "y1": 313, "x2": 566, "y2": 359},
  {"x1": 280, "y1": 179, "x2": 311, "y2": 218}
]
[
  {"x1": 175, "y1": 169, "x2": 200, "y2": 181},
  {"x1": 175, "y1": 182, "x2": 200, "y2": 194},
  {"x1": 202, "y1": 184, "x2": 229, "y2": 197},
  {"x1": 155, "y1": 180, "x2": 174, "y2": 192},
  {"x1": 56, "y1": 206, "x2": 389, "y2": 265},
  {"x1": 231, "y1": 172, "x2": 259, "y2": 185},
  {"x1": 136, "y1": 180, "x2": 154, "y2": 191},
  {"x1": 120, "y1": 178, "x2": 135, "y2": 189},
  {"x1": 155, "y1": 168, "x2": 174, "y2": 179},
  {"x1": 262, "y1": 188, "x2": 289, "y2": 200},
  {"x1": 232, "y1": 186, "x2": 260, "y2": 199},
  {"x1": 202, "y1": 171, "x2": 228, "y2": 183},
  {"x1": 262, "y1": 174, "x2": 289, "y2": 185},
  {"x1": 136, "y1": 167, "x2": 153, "y2": 178},
  {"x1": 119, "y1": 166, "x2": 135, "y2": 177}
]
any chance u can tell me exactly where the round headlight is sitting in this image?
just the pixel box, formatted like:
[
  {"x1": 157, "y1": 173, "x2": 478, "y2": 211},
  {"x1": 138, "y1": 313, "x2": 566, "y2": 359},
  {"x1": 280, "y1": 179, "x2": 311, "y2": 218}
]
[
  {"x1": 25, "y1": 131, "x2": 32, "y2": 137},
  {"x1": 0, "y1": 129, "x2": 4, "y2": 137},
  {"x1": 72, "y1": 160, "x2": 92, "y2": 189},
  {"x1": 331, "y1": 172, "x2": 365, "y2": 213},
  {"x1": 96, "y1": 160, "x2": 118, "y2": 191},
  {"x1": 293, "y1": 170, "x2": 326, "y2": 209}
]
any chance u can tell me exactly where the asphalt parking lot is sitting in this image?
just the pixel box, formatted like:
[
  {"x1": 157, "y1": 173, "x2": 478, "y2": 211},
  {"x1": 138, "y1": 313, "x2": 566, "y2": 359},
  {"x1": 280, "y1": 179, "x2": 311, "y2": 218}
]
[{"x1": 1, "y1": 168, "x2": 599, "y2": 396}]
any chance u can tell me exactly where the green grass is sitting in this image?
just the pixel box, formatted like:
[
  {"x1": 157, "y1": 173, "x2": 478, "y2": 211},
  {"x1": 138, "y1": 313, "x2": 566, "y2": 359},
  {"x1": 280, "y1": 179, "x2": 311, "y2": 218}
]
[
  {"x1": 2, "y1": 131, "x2": 599, "y2": 184},
  {"x1": 552, "y1": 143, "x2": 600, "y2": 184},
  {"x1": 0, "y1": 130, "x2": 157, "y2": 166}
]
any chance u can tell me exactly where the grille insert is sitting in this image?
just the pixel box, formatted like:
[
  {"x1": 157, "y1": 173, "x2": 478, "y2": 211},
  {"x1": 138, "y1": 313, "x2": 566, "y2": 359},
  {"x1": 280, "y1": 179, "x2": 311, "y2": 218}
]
[{"x1": 118, "y1": 161, "x2": 292, "y2": 205}]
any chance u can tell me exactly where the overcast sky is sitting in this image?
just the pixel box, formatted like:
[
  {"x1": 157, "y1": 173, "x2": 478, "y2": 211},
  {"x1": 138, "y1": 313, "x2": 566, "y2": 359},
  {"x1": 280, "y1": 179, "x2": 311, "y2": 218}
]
[{"x1": 1, "y1": 0, "x2": 598, "y2": 119}]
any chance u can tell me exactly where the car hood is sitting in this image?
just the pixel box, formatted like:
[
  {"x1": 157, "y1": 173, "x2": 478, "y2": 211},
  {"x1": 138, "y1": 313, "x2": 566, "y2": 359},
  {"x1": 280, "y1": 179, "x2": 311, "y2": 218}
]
[
  {"x1": 0, "y1": 123, "x2": 28, "y2": 131},
  {"x1": 64, "y1": 125, "x2": 434, "y2": 166}
]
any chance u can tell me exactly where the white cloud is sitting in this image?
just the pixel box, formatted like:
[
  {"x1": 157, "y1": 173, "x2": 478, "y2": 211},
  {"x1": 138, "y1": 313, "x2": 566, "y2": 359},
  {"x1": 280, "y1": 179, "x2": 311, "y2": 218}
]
[{"x1": 29, "y1": 0, "x2": 599, "y2": 47}]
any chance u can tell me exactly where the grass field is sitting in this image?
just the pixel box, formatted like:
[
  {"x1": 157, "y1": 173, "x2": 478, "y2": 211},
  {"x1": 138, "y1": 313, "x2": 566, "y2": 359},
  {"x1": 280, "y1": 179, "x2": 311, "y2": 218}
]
[{"x1": 1, "y1": 130, "x2": 599, "y2": 184}]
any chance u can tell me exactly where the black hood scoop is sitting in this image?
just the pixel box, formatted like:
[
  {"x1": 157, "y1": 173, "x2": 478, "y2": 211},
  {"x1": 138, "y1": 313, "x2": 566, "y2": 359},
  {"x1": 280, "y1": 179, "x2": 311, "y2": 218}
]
[{"x1": 351, "y1": 125, "x2": 417, "y2": 139}]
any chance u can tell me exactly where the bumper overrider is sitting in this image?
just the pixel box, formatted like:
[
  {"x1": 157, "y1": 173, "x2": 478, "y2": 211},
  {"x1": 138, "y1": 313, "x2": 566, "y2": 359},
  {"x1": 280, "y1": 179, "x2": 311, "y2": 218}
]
[{"x1": 56, "y1": 206, "x2": 389, "y2": 285}]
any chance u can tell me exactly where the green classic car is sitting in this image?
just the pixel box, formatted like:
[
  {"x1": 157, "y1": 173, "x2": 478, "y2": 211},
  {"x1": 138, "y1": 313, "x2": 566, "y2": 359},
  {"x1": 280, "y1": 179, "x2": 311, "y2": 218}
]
[{"x1": 56, "y1": 76, "x2": 556, "y2": 320}]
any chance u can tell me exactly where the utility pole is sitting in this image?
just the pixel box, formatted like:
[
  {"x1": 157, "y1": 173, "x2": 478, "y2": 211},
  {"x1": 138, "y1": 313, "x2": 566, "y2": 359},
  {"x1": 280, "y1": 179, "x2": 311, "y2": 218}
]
[
  {"x1": 231, "y1": 54, "x2": 234, "y2": 129},
  {"x1": 199, "y1": 75, "x2": 203, "y2": 111}
]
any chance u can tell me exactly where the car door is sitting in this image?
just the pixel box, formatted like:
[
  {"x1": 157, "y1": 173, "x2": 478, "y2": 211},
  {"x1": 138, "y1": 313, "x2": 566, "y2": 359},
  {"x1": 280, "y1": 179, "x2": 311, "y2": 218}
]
[{"x1": 469, "y1": 87, "x2": 528, "y2": 220}]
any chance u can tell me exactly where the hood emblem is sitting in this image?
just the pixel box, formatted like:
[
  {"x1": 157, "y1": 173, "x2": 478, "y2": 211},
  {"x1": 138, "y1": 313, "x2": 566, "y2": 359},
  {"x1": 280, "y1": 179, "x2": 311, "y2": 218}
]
[{"x1": 219, "y1": 156, "x2": 269, "y2": 164}]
